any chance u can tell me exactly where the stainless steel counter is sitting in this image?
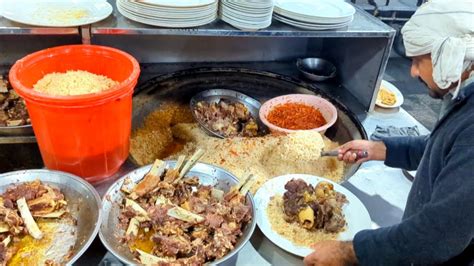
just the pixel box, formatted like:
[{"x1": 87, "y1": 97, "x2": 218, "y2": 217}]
[{"x1": 90, "y1": 106, "x2": 430, "y2": 266}]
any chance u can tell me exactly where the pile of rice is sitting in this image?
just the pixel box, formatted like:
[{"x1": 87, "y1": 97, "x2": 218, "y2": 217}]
[
  {"x1": 266, "y1": 196, "x2": 339, "y2": 246},
  {"x1": 130, "y1": 103, "x2": 194, "y2": 165},
  {"x1": 33, "y1": 70, "x2": 118, "y2": 96},
  {"x1": 129, "y1": 102, "x2": 345, "y2": 193}
]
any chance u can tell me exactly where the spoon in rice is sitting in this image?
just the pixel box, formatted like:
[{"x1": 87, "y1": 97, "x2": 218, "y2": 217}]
[{"x1": 321, "y1": 150, "x2": 368, "y2": 160}]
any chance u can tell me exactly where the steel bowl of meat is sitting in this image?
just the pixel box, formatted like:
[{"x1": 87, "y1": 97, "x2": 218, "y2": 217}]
[
  {"x1": 190, "y1": 89, "x2": 268, "y2": 138},
  {"x1": 0, "y1": 75, "x2": 33, "y2": 136},
  {"x1": 100, "y1": 150, "x2": 256, "y2": 265},
  {"x1": 0, "y1": 169, "x2": 102, "y2": 265}
]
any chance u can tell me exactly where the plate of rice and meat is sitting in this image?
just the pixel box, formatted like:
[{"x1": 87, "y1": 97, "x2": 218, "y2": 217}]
[
  {"x1": 100, "y1": 150, "x2": 256, "y2": 265},
  {"x1": 254, "y1": 174, "x2": 371, "y2": 257}
]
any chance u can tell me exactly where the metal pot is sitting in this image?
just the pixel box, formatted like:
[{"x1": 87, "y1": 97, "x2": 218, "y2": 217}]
[
  {"x1": 99, "y1": 161, "x2": 257, "y2": 266},
  {"x1": 0, "y1": 169, "x2": 102, "y2": 264},
  {"x1": 296, "y1": 58, "x2": 337, "y2": 82}
]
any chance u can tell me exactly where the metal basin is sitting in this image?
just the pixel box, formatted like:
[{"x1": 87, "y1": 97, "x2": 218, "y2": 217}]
[
  {"x1": 0, "y1": 124, "x2": 34, "y2": 136},
  {"x1": 297, "y1": 58, "x2": 337, "y2": 82},
  {"x1": 190, "y1": 89, "x2": 268, "y2": 138},
  {"x1": 132, "y1": 67, "x2": 367, "y2": 181},
  {"x1": 0, "y1": 169, "x2": 102, "y2": 264},
  {"x1": 99, "y1": 160, "x2": 257, "y2": 265}
]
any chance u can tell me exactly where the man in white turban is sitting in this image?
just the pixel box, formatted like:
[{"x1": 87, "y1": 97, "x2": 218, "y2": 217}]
[{"x1": 304, "y1": 0, "x2": 474, "y2": 265}]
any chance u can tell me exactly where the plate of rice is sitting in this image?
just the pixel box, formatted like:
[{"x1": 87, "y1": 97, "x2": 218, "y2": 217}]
[
  {"x1": 375, "y1": 80, "x2": 404, "y2": 108},
  {"x1": 254, "y1": 174, "x2": 372, "y2": 257}
]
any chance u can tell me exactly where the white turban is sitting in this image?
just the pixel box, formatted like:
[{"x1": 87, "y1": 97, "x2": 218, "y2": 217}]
[{"x1": 401, "y1": 0, "x2": 474, "y2": 98}]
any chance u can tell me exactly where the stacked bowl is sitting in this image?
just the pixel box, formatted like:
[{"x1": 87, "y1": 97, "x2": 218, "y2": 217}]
[
  {"x1": 219, "y1": 0, "x2": 274, "y2": 31},
  {"x1": 273, "y1": 0, "x2": 355, "y2": 30},
  {"x1": 117, "y1": 0, "x2": 218, "y2": 28}
]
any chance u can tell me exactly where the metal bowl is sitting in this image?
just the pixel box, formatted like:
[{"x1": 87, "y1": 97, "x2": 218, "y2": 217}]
[
  {"x1": 99, "y1": 161, "x2": 257, "y2": 266},
  {"x1": 0, "y1": 169, "x2": 102, "y2": 264},
  {"x1": 0, "y1": 124, "x2": 34, "y2": 136},
  {"x1": 190, "y1": 89, "x2": 268, "y2": 138},
  {"x1": 297, "y1": 58, "x2": 337, "y2": 82}
]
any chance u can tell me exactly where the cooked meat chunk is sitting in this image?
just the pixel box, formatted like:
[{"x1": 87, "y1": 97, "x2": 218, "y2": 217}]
[
  {"x1": 282, "y1": 178, "x2": 347, "y2": 233},
  {"x1": 153, "y1": 235, "x2": 192, "y2": 256},
  {"x1": 3, "y1": 180, "x2": 46, "y2": 202},
  {"x1": 148, "y1": 206, "x2": 170, "y2": 226},
  {"x1": 205, "y1": 213, "x2": 224, "y2": 229},
  {"x1": 0, "y1": 76, "x2": 29, "y2": 127}
]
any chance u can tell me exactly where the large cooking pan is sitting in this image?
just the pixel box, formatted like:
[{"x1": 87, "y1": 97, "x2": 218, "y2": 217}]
[{"x1": 132, "y1": 67, "x2": 367, "y2": 180}]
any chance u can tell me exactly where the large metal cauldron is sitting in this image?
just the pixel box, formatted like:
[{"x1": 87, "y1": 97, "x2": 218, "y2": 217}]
[{"x1": 132, "y1": 67, "x2": 367, "y2": 181}]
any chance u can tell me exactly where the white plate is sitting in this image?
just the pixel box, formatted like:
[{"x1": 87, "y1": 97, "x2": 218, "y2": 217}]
[
  {"x1": 120, "y1": 2, "x2": 216, "y2": 17},
  {"x1": 274, "y1": 14, "x2": 350, "y2": 30},
  {"x1": 375, "y1": 80, "x2": 404, "y2": 108},
  {"x1": 118, "y1": 3, "x2": 217, "y2": 27},
  {"x1": 254, "y1": 174, "x2": 372, "y2": 257},
  {"x1": 119, "y1": 1, "x2": 217, "y2": 21},
  {"x1": 275, "y1": 0, "x2": 355, "y2": 19},
  {"x1": 137, "y1": 0, "x2": 216, "y2": 8},
  {"x1": 122, "y1": 0, "x2": 216, "y2": 13},
  {"x1": 0, "y1": 0, "x2": 112, "y2": 27}
]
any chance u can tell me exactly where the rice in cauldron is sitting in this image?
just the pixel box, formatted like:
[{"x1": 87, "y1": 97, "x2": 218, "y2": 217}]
[{"x1": 129, "y1": 103, "x2": 345, "y2": 193}]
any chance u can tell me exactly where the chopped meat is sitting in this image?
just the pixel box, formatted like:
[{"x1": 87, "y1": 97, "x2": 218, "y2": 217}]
[
  {"x1": 119, "y1": 167, "x2": 253, "y2": 265},
  {"x1": 193, "y1": 100, "x2": 260, "y2": 138},
  {"x1": 282, "y1": 178, "x2": 348, "y2": 233},
  {"x1": 153, "y1": 235, "x2": 192, "y2": 256},
  {"x1": 3, "y1": 180, "x2": 46, "y2": 203},
  {"x1": 189, "y1": 197, "x2": 207, "y2": 214},
  {"x1": 196, "y1": 186, "x2": 212, "y2": 200},
  {"x1": 205, "y1": 214, "x2": 224, "y2": 229},
  {"x1": 0, "y1": 243, "x2": 5, "y2": 263},
  {"x1": 0, "y1": 76, "x2": 29, "y2": 127},
  {"x1": 148, "y1": 206, "x2": 170, "y2": 226},
  {"x1": 230, "y1": 204, "x2": 251, "y2": 223},
  {"x1": 174, "y1": 183, "x2": 192, "y2": 205}
]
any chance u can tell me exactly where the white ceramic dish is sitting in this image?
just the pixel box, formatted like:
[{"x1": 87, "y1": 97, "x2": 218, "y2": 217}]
[
  {"x1": 119, "y1": 1, "x2": 215, "y2": 18},
  {"x1": 375, "y1": 80, "x2": 404, "y2": 108},
  {"x1": 274, "y1": 14, "x2": 351, "y2": 30},
  {"x1": 219, "y1": 0, "x2": 274, "y2": 30},
  {"x1": 254, "y1": 174, "x2": 372, "y2": 257},
  {"x1": 117, "y1": 1, "x2": 217, "y2": 27},
  {"x1": 137, "y1": 0, "x2": 216, "y2": 8},
  {"x1": 1, "y1": 0, "x2": 112, "y2": 27},
  {"x1": 274, "y1": 0, "x2": 355, "y2": 20}
]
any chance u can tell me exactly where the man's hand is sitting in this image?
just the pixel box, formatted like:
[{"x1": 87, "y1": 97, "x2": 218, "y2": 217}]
[
  {"x1": 303, "y1": 241, "x2": 357, "y2": 266},
  {"x1": 337, "y1": 140, "x2": 387, "y2": 164}
]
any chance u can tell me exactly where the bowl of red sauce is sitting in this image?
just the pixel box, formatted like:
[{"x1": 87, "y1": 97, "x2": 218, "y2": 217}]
[{"x1": 259, "y1": 94, "x2": 337, "y2": 134}]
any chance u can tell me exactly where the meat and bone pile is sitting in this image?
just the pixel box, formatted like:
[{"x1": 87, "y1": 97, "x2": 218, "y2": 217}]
[
  {"x1": 119, "y1": 149, "x2": 255, "y2": 265},
  {"x1": 283, "y1": 179, "x2": 348, "y2": 233},
  {"x1": 0, "y1": 76, "x2": 30, "y2": 127},
  {"x1": 193, "y1": 100, "x2": 259, "y2": 137},
  {"x1": 0, "y1": 180, "x2": 68, "y2": 265}
]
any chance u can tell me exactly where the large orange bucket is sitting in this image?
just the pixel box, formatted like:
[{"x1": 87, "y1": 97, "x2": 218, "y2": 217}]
[{"x1": 9, "y1": 45, "x2": 140, "y2": 183}]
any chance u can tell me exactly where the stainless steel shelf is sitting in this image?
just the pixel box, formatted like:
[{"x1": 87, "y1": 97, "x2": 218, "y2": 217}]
[
  {"x1": 92, "y1": 3, "x2": 394, "y2": 38},
  {"x1": 0, "y1": 16, "x2": 79, "y2": 35}
]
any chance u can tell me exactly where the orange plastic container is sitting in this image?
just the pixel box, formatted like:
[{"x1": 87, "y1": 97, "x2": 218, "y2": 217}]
[{"x1": 9, "y1": 45, "x2": 140, "y2": 183}]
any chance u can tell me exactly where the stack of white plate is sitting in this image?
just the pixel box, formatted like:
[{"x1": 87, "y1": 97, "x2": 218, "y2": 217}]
[
  {"x1": 273, "y1": 0, "x2": 355, "y2": 30},
  {"x1": 219, "y1": 0, "x2": 274, "y2": 31},
  {"x1": 116, "y1": 0, "x2": 218, "y2": 28}
]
